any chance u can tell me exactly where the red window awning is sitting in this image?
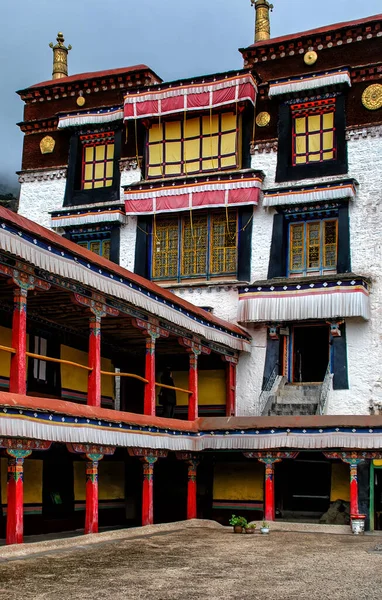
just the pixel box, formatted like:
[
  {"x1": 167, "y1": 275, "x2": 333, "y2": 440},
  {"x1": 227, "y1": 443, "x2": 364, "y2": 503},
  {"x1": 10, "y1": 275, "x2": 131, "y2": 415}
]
[
  {"x1": 124, "y1": 175, "x2": 262, "y2": 215},
  {"x1": 124, "y1": 73, "x2": 257, "y2": 120}
]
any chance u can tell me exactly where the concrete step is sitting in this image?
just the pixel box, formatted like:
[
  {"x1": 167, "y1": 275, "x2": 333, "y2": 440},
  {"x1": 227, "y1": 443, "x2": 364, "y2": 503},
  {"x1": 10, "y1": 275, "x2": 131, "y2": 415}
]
[
  {"x1": 274, "y1": 396, "x2": 318, "y2": 405},
  {"x1": 270, "y1": 403, "x2": 318, "y2": 416},
  {"x1": 278, "y1": 385, "x2": 322, "y2": 397}
]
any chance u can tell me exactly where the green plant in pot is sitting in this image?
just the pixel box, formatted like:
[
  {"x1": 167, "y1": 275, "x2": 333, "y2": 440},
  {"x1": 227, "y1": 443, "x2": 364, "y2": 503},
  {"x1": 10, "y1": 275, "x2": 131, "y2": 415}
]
[
  {"x1": 229, "y1": 515, "x2": 248, "y2": 533},
  {"x1": 245, "y1": 522, "x2": 257, "y2": 534},
  {"x1": 260, "y1": 521, "x2": 270, "y2": 534}
]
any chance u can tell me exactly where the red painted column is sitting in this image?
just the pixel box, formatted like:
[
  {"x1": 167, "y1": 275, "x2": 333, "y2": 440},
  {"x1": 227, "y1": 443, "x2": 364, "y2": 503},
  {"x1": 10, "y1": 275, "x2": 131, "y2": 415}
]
[
  {"x1": 260, "y1": 458, "x2": 281, "y2": 522},
  {"x1": 9, "y1": 288, "x2": 27, "y2": 394},
  {"x1": 348, "y1": 460, "x2": 360, "y2": 516},
  {"x1": 6, "y1": 449, "x2": 32, "y2": 545},
  {"x1": 88, "y1": 315, "x2": 101, "y2": 407},
  {"x1": 188, "y1": 350, "x2": 199, "y2": 421},
  {"x1": 226, "y1": 362, "x2": 237, "y2": 417},
  {"x1": 187, "y1": 459, "x2": 199, "y2": 520},
  {"x1": 85, "y1": 453, "x2": 103, "y2": 534},
  {"x1": 144, "y1": 334, "x2": 156, "y2": 417},
  {"x1": 141, "y1": 456, "x2": 157, "y2": 526}
]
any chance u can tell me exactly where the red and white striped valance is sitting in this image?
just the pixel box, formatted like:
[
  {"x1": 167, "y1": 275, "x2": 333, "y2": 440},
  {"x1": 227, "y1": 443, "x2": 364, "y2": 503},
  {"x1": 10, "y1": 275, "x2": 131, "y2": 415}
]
[
  {"x1": 124, "y1": 73, "x2": 257, "y2": 120},
  {"x1": 124, "y1": 176, "x2": 262, "y2": 215}
]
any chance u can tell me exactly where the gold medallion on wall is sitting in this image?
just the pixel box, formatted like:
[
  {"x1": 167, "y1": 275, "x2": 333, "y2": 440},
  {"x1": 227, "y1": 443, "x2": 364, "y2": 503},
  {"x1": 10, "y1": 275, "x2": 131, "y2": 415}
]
[
  {"x1": 40, "y1": 136, "x2": 55, "y2": 154},
  {"x1": 362, "y1": 84, "x2": 382, "y2": 111},
  {"x1": 256, "y1": 112, "x2": 271, "y2": 127},
  {"x1": 77, "y1": 95, "x2": 86, "y2": 107},
  {"x1": 304, "y1": 51, "x2": 318, "y2": 66}
]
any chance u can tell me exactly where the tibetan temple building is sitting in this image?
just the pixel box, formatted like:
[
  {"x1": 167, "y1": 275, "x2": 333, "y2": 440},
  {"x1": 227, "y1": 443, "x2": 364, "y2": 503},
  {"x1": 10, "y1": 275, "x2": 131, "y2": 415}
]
[{"x1": 0, "y1": 5, "x2": 381, "y2": 544}]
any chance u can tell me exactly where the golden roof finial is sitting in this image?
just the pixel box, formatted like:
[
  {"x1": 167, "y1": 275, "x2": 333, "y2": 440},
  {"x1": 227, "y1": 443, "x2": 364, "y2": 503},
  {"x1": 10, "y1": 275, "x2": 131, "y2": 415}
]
[
  {"x1": 251, "y1": 0, "x2": 273, "y2": 42},
  {"x1": 49, "y1": 32, "x2": 72, "y2": 80}
]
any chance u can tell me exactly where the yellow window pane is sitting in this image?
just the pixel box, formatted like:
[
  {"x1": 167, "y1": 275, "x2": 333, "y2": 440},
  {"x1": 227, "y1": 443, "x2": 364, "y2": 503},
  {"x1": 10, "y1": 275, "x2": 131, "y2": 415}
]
[
  {"x1": 90, "y1": 241, "x2": 101, "y2": 255},
  {"x1": 85, "y1": 146, "x2": 93, "y2": 162},
  {"x1": 153, "y1": 220, "x2": 179, "y2": 279},
  {"x1": 202, "y1": 136, "x2": 218, "y2": 158},
  {"x1": 93, "y1": 180, "x2": 104, "y2": 188},
  {"x1": 165, "y1": 121, "x2": 181, "y2": 140},
  {"x1": 94, "y1": 163, "x2": 104, "y2": 180},
  {"x1": 184, "y1": 161, "x2": 200, "y2": 173},
  {"x1": 148, "y1": 166, "x2": 162, "y2": 178},
  {"x1": 221, "y1": 112, "x2": 236, "y2": 132},
  {"x1": 148, "y1": 144, "x2": 162, "y2": 165},
  {"x1": 149, "y1": 124, "x2": 163, "y2": 143},
  {"x1": 308, "y1": 115, "x2": 320, "y2": 132},
  {"x1": 181, "y1": 217, "x2": 207, "y2": 276},
  {"x1": 295, "y1": 136, "x2": 306, "y2": 156},
  {"x1": 290, "y1": 223, "x2": 304, "y2": 271},
  {"x1": 220, "y1": 155, "x2": 237, "y2": 168},
  {"x1": 102, "y1": 241, "x2": 111, "y2": 260},
  {"x1": 308, "y1": 133, "x2": 321, "y2": 153},
  {"x1": 295, "y1": 156, "x2": 306, "y2": 164},
  {"x1": 323, "y1": 112, "x2": 334, "y2": 129},
  {"x1": 294, "y1": 117, "x2": 306, "y2": 134},
  {"x1": 165, "y1": 141, "x2": 182, "y2": 163},
  {"x1": 104, "y1": 179, "x2": 112, "y2": 187},
  {"x1": 323, "y1": 131, "x2": 334, "y2": 150},
  {"x1": 107, "y1": 144, "x2": 114, "y2": 159},
  {"x1": 77, "y1": 242, "x2": 88, "y2": 249},
  {"x1": 202, "y1": 114, "x2": 219, "y2": 135},
  {"x1": 184, "y1": 139, "x2": 200, "y2": 161},
  {"x1": 105, "y1": 161, "x2": 113, "y2": 178},
  {"x1": 309, "y1": 153, "x2": 320, "y2": 162},
  {"x1": 84, "y1": 164, "x2": 93, "y2": 181},
  {"x1": 323, "y1": 151, "x2": 334, "y2": 161},
  {"x1": 165, "y1": 163, "x2": 182, "y2": 175},
  {"x1": 184, "y1": 118, "x2": 200, "y2": 139},
  {"x1": 95, "y1": 145, "x2": 106, "y2": 161},
  {"x1": 201, "y1": 159, "x2": 215, "y2": 171},
  {"x1": 221, "y1": 132, "x2": 236, "y2": 156},
  {"x1": 83, "y1": 182, "x2": 92, "y2": 189}
]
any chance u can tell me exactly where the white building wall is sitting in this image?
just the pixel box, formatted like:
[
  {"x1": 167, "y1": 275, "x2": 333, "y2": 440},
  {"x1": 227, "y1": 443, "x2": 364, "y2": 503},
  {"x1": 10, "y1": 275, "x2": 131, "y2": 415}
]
[
  {"x1": 18, "y1": 168, "x2": 67, "y2": 229},
  {"x1": 119, "y1": 164, "x2": 141, "y2": 271}
]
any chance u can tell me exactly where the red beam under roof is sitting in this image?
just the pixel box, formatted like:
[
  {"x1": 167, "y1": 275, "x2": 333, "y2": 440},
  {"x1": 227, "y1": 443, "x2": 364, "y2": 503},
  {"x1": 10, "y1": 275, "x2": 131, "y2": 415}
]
[{"x1": 0, "y1": 206, "x2": 250, "y2": 343}]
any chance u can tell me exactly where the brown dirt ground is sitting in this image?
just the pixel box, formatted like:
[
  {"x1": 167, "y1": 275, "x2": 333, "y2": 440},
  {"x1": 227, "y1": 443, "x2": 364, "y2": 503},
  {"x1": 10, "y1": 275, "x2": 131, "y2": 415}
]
[{"x1": 0, "y1": 527, "x2": 381, "y2": 600}]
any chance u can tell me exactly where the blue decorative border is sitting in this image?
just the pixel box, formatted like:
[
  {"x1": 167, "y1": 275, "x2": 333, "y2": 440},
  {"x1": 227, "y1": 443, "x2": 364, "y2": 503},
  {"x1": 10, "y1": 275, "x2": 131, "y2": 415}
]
[{"x1": 238, "y1": 278, "x2": 369, "y2": 296}]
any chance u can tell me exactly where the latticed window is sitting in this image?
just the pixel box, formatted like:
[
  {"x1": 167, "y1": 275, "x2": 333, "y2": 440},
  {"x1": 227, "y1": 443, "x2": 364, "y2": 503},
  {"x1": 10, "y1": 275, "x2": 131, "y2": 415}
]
[
  {"x1": 71, "y1": 229, "x2": 111, "y2": 260},
  {"x1": 289, "y1": 219, "x2": 337, "y2": 276},
  {"x1": 291, "y1": 99, "x2": 336, "y2": 166},
  {"x1": 152, "y1": 210, "x2": 238, "y2": 281},
  {"x1": 147, "y1": 112, "x2": 239, "y2": 178},
  {"x1": 80, "y1": 132, "x2": 115, "y2": 189}
]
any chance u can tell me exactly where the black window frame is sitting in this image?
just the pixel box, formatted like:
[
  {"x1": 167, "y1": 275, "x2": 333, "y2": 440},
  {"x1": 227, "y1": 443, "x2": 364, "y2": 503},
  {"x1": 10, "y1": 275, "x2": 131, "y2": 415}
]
[{"x1": 276, "y1": 94, "x2": 347, "y2": 183}]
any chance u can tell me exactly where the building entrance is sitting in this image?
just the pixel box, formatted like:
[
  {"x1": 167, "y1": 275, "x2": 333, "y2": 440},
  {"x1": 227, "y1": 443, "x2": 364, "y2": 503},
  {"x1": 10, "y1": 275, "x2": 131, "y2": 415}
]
[{"x1": 292, "y1": 325, "x2": 329, "y2": 383}]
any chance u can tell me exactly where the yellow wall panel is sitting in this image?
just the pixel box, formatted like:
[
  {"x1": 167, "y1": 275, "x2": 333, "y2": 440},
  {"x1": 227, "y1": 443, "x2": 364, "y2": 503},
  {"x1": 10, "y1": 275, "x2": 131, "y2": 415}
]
[
  {"x1": 157, "y1": 369, "x2": 225, "y2": 406},
  {"x1": 74, "y1": 461, "x2": 125, "y2": 501},
  {"x1": 60, "y1": 345, "x2": 114, "y2": 397},
  {"x1": 0, "y1": 326, "x2": 12, "y2": 378},
  {"x1": 330, "y1": 462, "x2": 350, "y2": 502},
  {"x1": 374, "y1": 460, "x2": 382, "y2": 467},
  {"x1": 1, "y1": 458, "x2": 42, "y2": 505},
  {"x1": 213, "y1": 462, "x2": 264, "y2": 501}
]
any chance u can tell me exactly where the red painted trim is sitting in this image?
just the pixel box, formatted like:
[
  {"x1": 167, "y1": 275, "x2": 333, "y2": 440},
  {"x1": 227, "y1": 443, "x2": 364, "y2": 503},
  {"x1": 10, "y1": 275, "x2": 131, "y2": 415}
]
[
  {"x1": 188, "y1": 353, "x2": 198, "y2": 421},
  {"x1": 9, "y1": 289, "x2": 27, "y2": 395},
  {"x1": 85, "y1": 461, "x2": 99, "y2": 534},
  {"x1": 0, "y1": 206, "x2": 249, "y2": 342},
  {"x1": 226, "y1": 362, "x2": 236, "y2": 417},
  {"x1": 6, "y1": 458, "x2": 25, "y2": 545},
  {"x1": 350, "y1": 464, "x2": 359, "y2": 516},
  {"x1": 144, "y1": 337, "x2": 156, "y2": 417}
]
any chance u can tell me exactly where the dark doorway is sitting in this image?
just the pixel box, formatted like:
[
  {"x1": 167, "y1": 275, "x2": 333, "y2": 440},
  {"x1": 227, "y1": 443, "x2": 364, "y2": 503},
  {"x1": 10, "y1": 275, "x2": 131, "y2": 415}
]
[
  {"x1": 293, "y1": 325, "x2": 329, "y2": 382},
  {"x1": 42, "y1": 444, "x2": 75, "y2": 533},
  {"x1": 275, "y1": 453, "x2": 331, "y2": 521},
  {"x1": 374, "y1": 469, "x2": 382, "y2": 530}
]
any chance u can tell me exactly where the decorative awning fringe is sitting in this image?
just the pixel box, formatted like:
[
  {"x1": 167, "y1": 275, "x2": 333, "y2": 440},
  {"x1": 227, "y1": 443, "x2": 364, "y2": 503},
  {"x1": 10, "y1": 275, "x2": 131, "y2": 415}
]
[
  {"x1": 126, "y1": 178, "x2": 262, "y2": 200},
  {"x1": 268, "y1": 69, "x2": 351, "y2": 98},
  {"x1": 51, "y1": 211, "x2": 127, "y2": 229},
  {"x1": 238, "y1": 285, "x2": 370, "y2": 323},
  {"x1": 1, "y1": 416, "x2": 381, "y2": 452},
  {"x1": 0, "y1": 227, "x2": 249, "y2": 351},
  {"x1": 58, "y1": 108, "x2": 124, "y2": 129},
  {"x1": 263, "y1": 182, "x2": 356, "y2": 207}
]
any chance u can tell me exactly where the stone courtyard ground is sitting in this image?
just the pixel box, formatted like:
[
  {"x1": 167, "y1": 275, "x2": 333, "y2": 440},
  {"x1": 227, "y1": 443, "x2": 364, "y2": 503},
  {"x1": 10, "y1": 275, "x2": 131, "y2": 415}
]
[{"x1": 0, "y1": 521, "x2": 381, "y2": 600}]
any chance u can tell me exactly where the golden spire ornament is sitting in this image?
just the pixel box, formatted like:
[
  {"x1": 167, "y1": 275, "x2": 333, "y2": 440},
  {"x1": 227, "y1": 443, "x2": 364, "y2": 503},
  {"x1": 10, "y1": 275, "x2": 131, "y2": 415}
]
[
  {"x1": 251, "y1": 0, "x2": 273, "y2": 42},
  {"x1": 49, "y1": 32, "x2": 72, "y2": 79}
]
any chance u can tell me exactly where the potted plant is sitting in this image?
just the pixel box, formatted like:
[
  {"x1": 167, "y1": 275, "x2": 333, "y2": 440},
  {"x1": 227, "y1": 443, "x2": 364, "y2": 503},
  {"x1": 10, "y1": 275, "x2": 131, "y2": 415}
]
[
  {"x1": 245, "y1": 522, "x2": 257, "y2": 534},
  {"x1": 229, "y1": 515, "x2": 248, "y2": 533},
  {"x1": 260, "y1": 521, "x2": 270, "y2": 534}
]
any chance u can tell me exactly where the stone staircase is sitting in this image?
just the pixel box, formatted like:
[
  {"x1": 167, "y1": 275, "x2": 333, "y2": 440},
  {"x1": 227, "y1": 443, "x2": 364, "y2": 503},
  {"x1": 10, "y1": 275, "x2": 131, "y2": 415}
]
[{"x1": 266, "y1": 381, "x2": 322, "y2": 416}]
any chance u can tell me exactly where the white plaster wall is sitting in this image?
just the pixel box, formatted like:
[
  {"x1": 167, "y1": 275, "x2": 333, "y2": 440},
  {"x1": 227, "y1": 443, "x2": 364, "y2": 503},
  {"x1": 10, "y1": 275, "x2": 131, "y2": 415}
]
[
  {"x1": 236, "y1": 324, "x2": 268, "y2": 415},
  {"x1": 18, "y1": 172, "x2": 67, "y2": 229},
  {"x1": 170, "y1": 285, "x2": 239, "y2": 323},
  {"x1": 119, "y1": 216, "x2": 138, "y2": 272}
]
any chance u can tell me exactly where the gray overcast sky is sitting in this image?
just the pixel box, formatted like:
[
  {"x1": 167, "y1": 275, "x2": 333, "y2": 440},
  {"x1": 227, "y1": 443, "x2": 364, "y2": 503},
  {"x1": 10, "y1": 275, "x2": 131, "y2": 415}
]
[{"x1": 0, "y1": 0, "x2": 381, "y2": 190}]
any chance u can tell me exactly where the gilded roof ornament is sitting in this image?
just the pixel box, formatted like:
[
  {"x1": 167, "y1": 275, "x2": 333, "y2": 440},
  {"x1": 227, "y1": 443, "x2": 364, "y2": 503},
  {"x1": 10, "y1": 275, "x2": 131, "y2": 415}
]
[
  {"x1": 49, "y1": 32, "x2": 72, "y2": 80},
  {"x1": 251, "y1": 0, "x2": 273, "y2": 42},
  {"x1": 361, "y1": 84, "x2": 382, "y2": 111}
]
